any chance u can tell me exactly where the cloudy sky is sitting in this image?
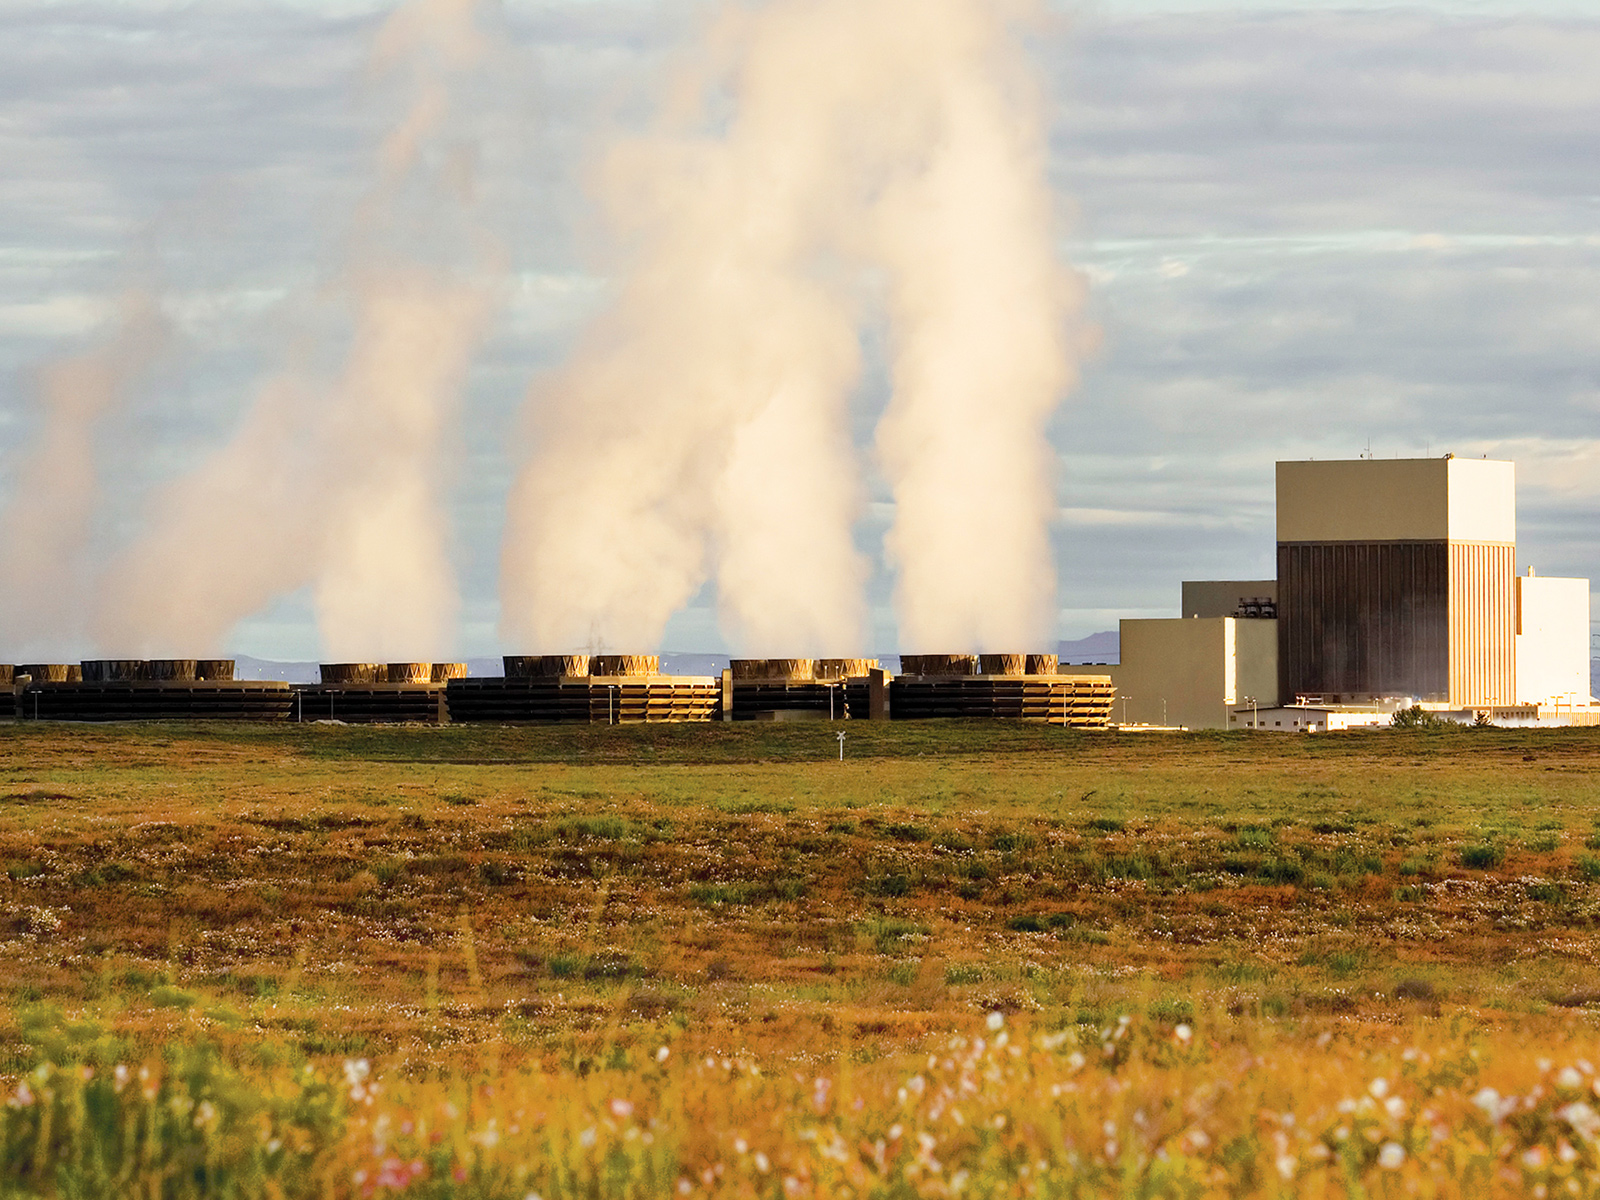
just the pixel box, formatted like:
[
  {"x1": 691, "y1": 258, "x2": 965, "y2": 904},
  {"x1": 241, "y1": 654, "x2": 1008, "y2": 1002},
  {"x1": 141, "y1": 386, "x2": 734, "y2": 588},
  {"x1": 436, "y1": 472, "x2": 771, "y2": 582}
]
[{"x1": 2, "y1": 0, "x2": 1597, "y2": 659}]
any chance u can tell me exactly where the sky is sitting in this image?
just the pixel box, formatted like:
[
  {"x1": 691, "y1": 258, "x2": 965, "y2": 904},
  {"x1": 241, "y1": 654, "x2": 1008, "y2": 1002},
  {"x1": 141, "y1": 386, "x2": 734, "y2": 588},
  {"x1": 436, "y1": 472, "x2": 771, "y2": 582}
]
[{"x1": 1, "y1": 0, "x2": 1597, "y2": 659}]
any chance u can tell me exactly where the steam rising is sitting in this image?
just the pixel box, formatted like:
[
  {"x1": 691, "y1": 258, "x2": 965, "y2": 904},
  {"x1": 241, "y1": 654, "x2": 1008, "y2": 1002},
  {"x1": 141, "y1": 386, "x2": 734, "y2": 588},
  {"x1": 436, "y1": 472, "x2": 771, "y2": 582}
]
[
  {"x1": 871, "y1": 10, "x2": 1083, "y2": 651},
  {"x1": 500, "y1": 0, "x2": 1082, "y2": 655},
  {"x1": 0, "y1": 294, "x2": 166, "y2": 659},
  {"x1": 93, "y1": 0, "x2": 498, "y2": 661}
]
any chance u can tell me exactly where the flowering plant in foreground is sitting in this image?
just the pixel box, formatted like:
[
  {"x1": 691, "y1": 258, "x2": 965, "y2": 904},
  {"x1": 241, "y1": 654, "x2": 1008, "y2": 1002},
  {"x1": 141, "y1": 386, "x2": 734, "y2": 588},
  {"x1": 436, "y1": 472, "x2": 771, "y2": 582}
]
[{"x1": 12, "y1": 1011, "x2": 1600, "y2": 1197}]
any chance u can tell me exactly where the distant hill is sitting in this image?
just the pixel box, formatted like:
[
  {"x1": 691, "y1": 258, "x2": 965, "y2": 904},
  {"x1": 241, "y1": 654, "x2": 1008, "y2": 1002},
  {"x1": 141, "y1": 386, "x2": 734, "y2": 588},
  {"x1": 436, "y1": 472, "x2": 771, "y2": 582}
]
[{"x1": 1059, "y1": 631, "x2": 1118, "y2": 665}]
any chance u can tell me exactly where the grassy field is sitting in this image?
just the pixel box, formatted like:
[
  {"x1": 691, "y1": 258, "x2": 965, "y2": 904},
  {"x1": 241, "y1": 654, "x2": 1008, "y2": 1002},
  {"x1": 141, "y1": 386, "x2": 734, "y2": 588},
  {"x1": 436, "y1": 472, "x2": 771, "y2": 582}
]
[{"x1": 5, "y1": 720, "x2": 1600, "y2": 1196}]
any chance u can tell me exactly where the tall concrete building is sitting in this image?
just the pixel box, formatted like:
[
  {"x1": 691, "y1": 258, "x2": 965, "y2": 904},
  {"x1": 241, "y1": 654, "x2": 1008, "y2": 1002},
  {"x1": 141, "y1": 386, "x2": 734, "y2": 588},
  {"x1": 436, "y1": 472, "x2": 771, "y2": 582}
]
[{"x1": 1276, "y1": 457, "x2": 1519, "y2": 707}]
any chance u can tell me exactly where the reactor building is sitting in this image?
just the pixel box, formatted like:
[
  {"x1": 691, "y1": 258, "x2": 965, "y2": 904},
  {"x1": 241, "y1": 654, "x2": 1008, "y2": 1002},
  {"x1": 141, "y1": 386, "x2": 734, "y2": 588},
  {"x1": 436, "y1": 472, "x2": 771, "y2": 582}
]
[{"x1": 1107, "y1": 456, "x2": 1594, "y2": 729}]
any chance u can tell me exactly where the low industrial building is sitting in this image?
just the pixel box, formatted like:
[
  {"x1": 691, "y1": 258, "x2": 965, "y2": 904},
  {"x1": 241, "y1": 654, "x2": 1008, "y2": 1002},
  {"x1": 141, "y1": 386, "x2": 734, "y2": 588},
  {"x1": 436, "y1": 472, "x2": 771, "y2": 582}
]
[
  {"x1": 1106, "y1": 612, "x2": 1277, "y2": 730},
  {"x1": 1228, "y1": 704, "x2": 1388, "y2": 733}
]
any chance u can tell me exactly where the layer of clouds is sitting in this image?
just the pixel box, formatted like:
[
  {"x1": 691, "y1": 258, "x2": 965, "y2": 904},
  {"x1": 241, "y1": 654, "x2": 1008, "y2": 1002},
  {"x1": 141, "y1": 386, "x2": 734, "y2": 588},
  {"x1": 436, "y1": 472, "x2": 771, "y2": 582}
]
[{"x1": 1, "y1": 0, "x2": 1596, "y2": 657}]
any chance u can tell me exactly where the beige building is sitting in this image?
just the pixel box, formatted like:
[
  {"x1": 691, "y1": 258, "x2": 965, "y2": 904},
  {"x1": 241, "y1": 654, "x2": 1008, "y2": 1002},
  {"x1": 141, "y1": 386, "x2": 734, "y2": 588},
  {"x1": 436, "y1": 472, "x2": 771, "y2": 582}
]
[{"x1": 1107, "y1": 616, "x2": 1277, "y2": 730}]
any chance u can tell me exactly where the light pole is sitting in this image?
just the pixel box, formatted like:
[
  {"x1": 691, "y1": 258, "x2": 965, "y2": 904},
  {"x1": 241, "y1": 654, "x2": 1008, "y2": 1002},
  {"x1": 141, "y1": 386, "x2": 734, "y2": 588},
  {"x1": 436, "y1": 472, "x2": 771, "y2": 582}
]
[
  {"x1": 1244, "y1": 696, "x2": 1258, "y2": 729},
  {"x1": 1120, "y1": 694, "x2": 1132, "y2": 726}
]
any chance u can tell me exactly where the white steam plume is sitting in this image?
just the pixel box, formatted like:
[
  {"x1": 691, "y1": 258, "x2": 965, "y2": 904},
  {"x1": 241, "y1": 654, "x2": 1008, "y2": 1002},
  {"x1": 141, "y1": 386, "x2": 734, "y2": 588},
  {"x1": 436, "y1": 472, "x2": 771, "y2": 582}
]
[
  {"x1": 499, "y1": 1, "x2": 873, "y2": 657},
  {"x1": 870, "y1": 7, "x2": 1083, "y2": 652},
  {"x1": 94, "y1": 0, "x2": 499, "y2": 661},
  {"x1": 0, "y1": 293, "x2": 167, "y2": 659},
  {"x1": 500, "y1": 0, "x2": 1082, "y2": 656}
]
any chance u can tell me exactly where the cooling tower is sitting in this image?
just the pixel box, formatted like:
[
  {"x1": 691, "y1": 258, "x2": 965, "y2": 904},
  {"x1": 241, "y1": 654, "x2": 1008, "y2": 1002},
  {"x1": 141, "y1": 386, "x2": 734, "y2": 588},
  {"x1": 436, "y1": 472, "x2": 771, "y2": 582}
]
[
  {"x1": 320, "y1": 663, "x2": 384, "y2": 684},
  {"x1": 148, "y1": 660, "x2": 199, "y2": 682},
  {"x1": 19, "y1": 664, "x2": 80, "y2": 683},
  {"x1": 590, "y1": 654, "x2": 659, "y2": 677},
  {"x1": 730, "y1": 659, "x2": 816, "y2": 681},
  {"x1": 979, "y1": 654, "x2": 1026, "y2": 677},
  {"x1": 504, "y1": 654, "x2": 591, "y2": 678},
  {"x1": 82, "y1": 660, "x2": 151, "y2": 683},
  {"x1": 814, "y1": 658, "x2": 880, "y2": 681},
  {"x1": 899, "y1": 654, "x2": 979, "y2": 677}
]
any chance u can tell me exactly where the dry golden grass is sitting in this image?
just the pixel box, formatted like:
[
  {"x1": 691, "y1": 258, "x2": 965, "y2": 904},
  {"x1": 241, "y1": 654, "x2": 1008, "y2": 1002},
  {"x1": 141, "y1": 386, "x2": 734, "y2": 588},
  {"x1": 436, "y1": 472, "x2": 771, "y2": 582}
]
[{"x1": 5, "y1": 720, "x2": 1600, "y2": 1196}]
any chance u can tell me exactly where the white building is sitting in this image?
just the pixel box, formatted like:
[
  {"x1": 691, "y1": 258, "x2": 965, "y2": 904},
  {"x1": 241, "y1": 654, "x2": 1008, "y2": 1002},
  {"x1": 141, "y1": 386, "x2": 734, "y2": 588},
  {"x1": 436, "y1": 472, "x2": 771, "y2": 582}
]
[{"x1": 1516, "y1": 570, "x2": 1593, "y2": 707}]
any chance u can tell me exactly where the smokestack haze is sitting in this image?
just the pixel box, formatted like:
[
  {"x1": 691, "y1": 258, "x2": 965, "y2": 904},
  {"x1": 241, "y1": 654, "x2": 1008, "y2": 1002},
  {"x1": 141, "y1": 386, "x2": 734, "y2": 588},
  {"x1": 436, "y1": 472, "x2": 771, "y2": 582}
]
[
  {"x1": 0, "y1": 293, "x2": 167, "y2": 660},
  {"x1": 92, "y1": 0, "x2": 500, "y2": 661},
  {"x1": 500, "y1": 0, "x2": 1084, "y2": 656}
]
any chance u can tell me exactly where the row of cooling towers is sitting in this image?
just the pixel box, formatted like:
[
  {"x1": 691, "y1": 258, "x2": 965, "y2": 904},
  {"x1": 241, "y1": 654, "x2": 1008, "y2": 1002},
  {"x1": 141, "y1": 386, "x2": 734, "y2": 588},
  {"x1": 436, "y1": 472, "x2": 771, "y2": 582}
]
[
  {"x1": 1, "y1": 651, "x2": 1113, "y2": 726},
  {"x1": 500, "y1": 653, "x2": 1070, "y2": 680},
  {"x1": 3, "y1": 652, "x2": 1069, "y2": 686}
]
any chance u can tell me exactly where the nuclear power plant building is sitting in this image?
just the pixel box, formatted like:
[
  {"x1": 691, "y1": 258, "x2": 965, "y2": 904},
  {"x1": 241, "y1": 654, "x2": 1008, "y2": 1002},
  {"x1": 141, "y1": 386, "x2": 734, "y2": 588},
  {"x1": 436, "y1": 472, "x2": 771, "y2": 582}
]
[{"x1": 1109, "y1": 456, "x2": 1594, "y2": 729}]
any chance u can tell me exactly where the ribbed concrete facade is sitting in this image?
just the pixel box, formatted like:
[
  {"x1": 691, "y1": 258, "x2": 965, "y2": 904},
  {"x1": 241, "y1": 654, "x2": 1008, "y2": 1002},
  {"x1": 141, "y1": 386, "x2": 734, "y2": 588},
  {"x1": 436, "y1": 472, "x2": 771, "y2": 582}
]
[
  {"x1": 1277, "y1": 541, "x2": 1449, "y2": 701},
  {"x1": 1448, "y1": 542, "x2": 1516, "y2": 707}
]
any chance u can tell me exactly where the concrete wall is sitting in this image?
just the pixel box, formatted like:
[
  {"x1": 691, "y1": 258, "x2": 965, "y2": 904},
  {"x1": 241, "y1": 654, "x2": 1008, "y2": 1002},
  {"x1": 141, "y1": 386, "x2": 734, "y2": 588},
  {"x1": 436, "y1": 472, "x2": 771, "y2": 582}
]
[
  {"x1": 1182, "y1": 580, "x2": 1277, "y2": 618},
  {"x1": 1277, "y1": 457, "x2": 1515, "y2": 544},
  {"x1": 1236, "y1": 619, "x2": 1279, "y2": 711},
  {"x1": 1516, "y1": 574, "x2": 1592, "y2": 705},
  {"x1": 1109, "y1": 617, "x2": 1278, "y2": 730}
]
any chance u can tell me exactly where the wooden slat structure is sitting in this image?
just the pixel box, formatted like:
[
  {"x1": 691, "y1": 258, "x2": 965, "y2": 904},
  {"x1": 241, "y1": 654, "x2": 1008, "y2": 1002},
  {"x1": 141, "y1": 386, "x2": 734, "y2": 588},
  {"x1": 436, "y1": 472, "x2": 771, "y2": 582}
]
[
  {"x1": 590, "y1": 655, "x2": 660, "y2": 678},
  {"x1": 18, "y1": 664, "x2": 81, "y2": 683},
  {"x1": 291, "y1": 684, "x2": 448, "y2": 724},
  {"x1": 815, "y1": 658, "x2": 879, "y2": 681},
  {"x1": 81, "y1": 660, "x2": 152, "y2": 682},
  {"x1": 730, "y1": 681, "x2": 868, "y2": 721},
  {"x1": 445, "y1": 676, "x2": 719, "y2": 724},
  {"x1": 731, "y1": 659, "x2": 816, "y2": 682},
  {"x1": 320, "y1": 663, "x2": 384, "y2": 684},
  {"x1": 148, "y1": 660, "x2": 199, "y2": 682},
  {"x1": 504, "y1": 655, "x2": 590, "y2": 678},
  {"x1": 888, "y1": 674, "x2": 1114, "y2": 727},
  {"x1": 899, "y1": 654, "x2": 979, "y2": 677},
  {"x1": 17, "y1": 681, "x2": 294, "y2": 722}
]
